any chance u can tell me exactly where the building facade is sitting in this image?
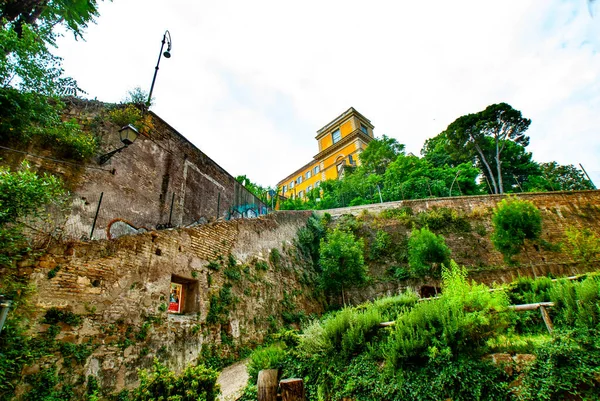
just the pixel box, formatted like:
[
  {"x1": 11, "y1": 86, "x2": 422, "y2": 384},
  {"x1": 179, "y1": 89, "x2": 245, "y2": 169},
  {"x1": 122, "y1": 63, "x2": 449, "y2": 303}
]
[{"x1": 277, "y1": 107, "x2": 374, "y2": 200}]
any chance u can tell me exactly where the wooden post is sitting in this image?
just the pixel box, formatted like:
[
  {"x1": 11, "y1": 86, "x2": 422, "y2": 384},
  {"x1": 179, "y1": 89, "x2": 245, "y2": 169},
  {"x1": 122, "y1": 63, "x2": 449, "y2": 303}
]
[
  {"x1": 539, "y1": 305, "x2": 554, "y2": 333},
  {"x1": 257, "y1": 369, "x2": 278, "y2": 401},
  {"x1": 280, "y1": 378, "x2": 305, "y2": 401}
]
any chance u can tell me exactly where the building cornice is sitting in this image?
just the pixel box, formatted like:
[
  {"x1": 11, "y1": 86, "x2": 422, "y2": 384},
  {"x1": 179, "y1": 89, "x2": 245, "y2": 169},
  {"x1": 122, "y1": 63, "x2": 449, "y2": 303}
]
[
  {"x1": 315, "y1": 107, "x2": 375, "y2": 140},
  {"x1": 276, "y1": 159, "x2": 318, "y2": 187},
  {"x1": 313, "y1": 129, "x2": 373, "y2": 161}
]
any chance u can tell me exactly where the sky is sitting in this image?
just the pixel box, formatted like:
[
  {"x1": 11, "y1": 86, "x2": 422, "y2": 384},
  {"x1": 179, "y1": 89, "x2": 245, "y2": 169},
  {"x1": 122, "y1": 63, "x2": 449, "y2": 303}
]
[{"x1": 55, "y1": 0, "x2": 600, "y2": 188}]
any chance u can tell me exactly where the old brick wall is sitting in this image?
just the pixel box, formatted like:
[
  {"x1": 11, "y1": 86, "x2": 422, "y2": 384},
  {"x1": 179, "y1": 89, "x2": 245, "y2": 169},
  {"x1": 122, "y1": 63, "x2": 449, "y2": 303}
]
[
  {"x1": 21, "y1": 211, "x2": 321, "y2": 395},
  {"x1": 318, "y1": 190, "x2": 600, "y2": 304},
  {"x1": 0, "y1": 99, "x2": 265, "y2": 242}
]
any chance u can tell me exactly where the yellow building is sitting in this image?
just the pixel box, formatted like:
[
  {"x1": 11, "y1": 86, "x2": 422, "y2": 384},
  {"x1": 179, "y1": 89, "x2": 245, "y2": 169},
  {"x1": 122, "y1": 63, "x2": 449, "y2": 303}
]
[{"x1": 277, "y1": 107, "x2": 374, "y2": 200}]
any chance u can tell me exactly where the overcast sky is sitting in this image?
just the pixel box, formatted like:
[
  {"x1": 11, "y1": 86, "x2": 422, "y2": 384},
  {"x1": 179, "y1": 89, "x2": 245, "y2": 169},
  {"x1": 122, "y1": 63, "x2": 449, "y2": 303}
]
[{"x1": 55, "y1": 0, "x2": 600, "y2": 188}]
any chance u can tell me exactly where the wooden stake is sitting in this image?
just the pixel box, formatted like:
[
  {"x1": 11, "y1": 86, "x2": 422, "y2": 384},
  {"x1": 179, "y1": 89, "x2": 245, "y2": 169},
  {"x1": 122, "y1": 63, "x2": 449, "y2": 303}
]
[
  {"x1": 539, "y1": 305, "x2": 554, "y2": 333},
  {"x1": 257, "y1": 369, "x2": 279, "y2": 401},
  {"x1": 280, "y1": 378, "x2": 305, "y2": 401}
]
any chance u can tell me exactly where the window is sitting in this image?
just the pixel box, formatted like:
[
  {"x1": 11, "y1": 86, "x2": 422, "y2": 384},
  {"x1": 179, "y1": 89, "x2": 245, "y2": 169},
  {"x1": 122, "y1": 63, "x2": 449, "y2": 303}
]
[
  {"x1": 360, "y1": 124, "x2": 368, "y2": 135},
  {"x1": 314, "y1": 165, "x2": 320, "y2": 174},
  {"x1": 332, "y1": 128, "x2": 341, "y2": 144},
  {"x1": 315, "y1": 180, "x2": 320, "y2": 187},
  {"x1": 290, "y1": 181, "x2": 294, "y2": 188},
  {"x1": 297, "y1": 175, "x2": 302, "y2": 184},
  {"x1": 282, "y1": 185, "x2": 287, "y2": 193},
  {"x1": 348, "y1": 154, "x2": 354, "y2": 165},
  {"x1": 306, "y1": 170, "x2": 311, "y2": 179},
  {"x1": 298, "y1": 190, "x2": 303, "y2": 199},
  {"x1": 169, "y1": 275, "x2": 199, "y2": 314},
  {"x1": 307, "y1": 185, "x2": 312, "y2": 193}
]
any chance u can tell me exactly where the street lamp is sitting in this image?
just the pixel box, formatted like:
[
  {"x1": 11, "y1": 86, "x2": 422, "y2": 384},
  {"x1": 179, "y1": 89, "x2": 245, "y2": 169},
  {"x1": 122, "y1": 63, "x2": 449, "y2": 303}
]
[
  {"x1": 98, "y1": 124, "x2": 140, "y2": 165},
  {"x1": 147, "y1": 30, "x2": 173, "y2": 106}
]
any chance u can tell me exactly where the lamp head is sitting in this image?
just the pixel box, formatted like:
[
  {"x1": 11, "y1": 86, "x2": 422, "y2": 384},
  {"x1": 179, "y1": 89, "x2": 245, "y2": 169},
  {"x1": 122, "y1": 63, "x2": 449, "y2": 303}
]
[{"x1": 163, "y1": 50, "x2": 171, "y2": 58}]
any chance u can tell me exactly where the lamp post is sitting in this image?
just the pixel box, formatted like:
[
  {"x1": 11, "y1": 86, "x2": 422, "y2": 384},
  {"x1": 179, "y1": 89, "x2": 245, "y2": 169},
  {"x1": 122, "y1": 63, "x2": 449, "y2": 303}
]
[
  {"x1": 147, "y1": 30, "x2": 172, "y2": 106},
  {"x1": 97, "y1": 124, "x2": 140, "y2": 165}
]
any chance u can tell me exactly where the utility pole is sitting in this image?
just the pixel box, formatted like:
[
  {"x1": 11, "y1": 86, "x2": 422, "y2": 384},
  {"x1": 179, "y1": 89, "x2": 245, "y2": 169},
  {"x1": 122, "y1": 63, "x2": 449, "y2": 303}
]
[{"x1": 579, "y1": 163, "x2": 596, "y2": 189}]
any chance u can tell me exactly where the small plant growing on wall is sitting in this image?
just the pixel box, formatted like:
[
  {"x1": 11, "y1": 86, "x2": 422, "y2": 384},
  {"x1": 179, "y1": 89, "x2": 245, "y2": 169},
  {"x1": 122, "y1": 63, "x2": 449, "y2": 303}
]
[
  {"x1": 491, "y1": 198, "x2": 542, "y2": 263},
  {"x1": 564, "y1": 226, "x2": 600, "y2": 264}
]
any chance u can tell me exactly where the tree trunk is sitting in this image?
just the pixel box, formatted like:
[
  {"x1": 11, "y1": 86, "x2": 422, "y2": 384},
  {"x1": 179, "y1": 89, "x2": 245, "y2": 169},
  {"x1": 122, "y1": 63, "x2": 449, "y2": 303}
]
[
  {"x1": 474, "y1": 144, "x2": 498, "y2": 194},
  {"x1": 280, "y1": 378, "x2": 305, "y2": 401},
  {"x1": 257, "y1": 369, "x2": 279, "y2": 401},
  {"x1": 495, "y1": 139, "x2": 504, "y2": 194}
]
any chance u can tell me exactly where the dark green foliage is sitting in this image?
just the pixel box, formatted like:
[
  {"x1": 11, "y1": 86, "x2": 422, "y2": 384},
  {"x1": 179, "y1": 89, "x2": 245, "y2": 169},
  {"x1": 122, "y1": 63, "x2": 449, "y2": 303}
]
[
  {"x1": 369, "y1": 230, "x2": 391, "y2": 260},
  {"x1": 246, "y1": 343, "x2": 287, "y2": 383},
  {"x1": 416, "y1": 207, "x2": 471, "y2": 232},
  {"x1": 491, "y1": 198, "x2": 542, "y2": 262},
  {"x1": 254, "y1": 260, "x2": 268, "y2": 271},
  {"x1": 269, "y1": 248, "x2": 281, "y2": 269},
  {"x1": 295, "y1": 214, "x2": 326, "y2": 267},
  {"x1": 442, "y1": 103, "x2": 531, "y2": 195},
  {"x1": 517, "y1": 329, "x2": 600, "y2": 400},
  {"x1": 224, "y1": 266, "x2": 242, "y2": 281},
  {"x1": 206, "y1": 284, "x2": 234, "y2": 324},
  {"x1": 523, "y1": 161, "x2": 595, "y2": 192},
  {"x1": 43, "y1": 308, "x2": 82, "y2": 326},
  {"x1": 319, "y1": 228, "x2": 367, "y2": 297},
  {"x1": 385, "y1": 262, "x2": 509, "y2": 366},
  {"x1": 123, "y1": 359, "x2": 219, "y2": 401},
  {"x1": 227, "y1": 253, "x2": 237, "y2": 268},
  {"x1": 207, "y1": 260, "x2": 220, "y2": 271},
  {"x1": 379, "y1": 206, "x2": 413, "y2": 220},
  {"x1": 47, "y1": 265, "x2": 60, "y2": 279},
  {"x1": 407, "y1": 227, "x2": 451, "y2": 278},
  {"x1": 564, "y1": 226, "x2": 600, "y2": 264}
]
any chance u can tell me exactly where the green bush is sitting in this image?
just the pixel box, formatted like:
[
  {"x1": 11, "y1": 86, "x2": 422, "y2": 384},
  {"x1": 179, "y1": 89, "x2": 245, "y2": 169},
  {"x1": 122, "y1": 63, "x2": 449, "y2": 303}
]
[
  {"x1": 385, "y1": 261, "x2": 509, "y2": 367},
  {"x1": 564, "y1": 226, "x2": 600, "y2": 264},
  {"x1": 319, "y1": 228, "x2": 367, "y2": 301},
  {"x1": 125, "y1": 359, "x2": 219, "y2": 401},
  {"x1": 491, "y1": 197, "x2": 542, "y2": 262},
  {"x1": 369, "y1": 230, "x2": 391, "y2": 260},
  {"x1": 269, "y1": 248, "x2": 282, "y2": 269},
  {"x1": 416, "y1": 207, "x2": 471, "y2": 232},
  {"x1": 43, "y1": 308, "x2": 82, "y2": 326},
  {"x1": 407, "y1": 227, "x2": 451, "y2": 278},
  {"x1": 247, "y1": 343, "x2": 287, "y2": 383}
]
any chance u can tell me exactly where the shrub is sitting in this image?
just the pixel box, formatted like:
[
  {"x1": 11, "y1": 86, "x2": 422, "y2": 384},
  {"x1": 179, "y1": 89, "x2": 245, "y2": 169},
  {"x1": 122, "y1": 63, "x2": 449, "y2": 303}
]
[
  {"x1": 295, "y1": 214, "x2": 326, "y2": 266},
  {"x1": 254, "y1": 260, "x2": 268, "y2": 271},
  {"x1": 319, "y1": 228, "x2": 367, "y2": 301},
  {"x1": 269, "y1": 248, "x2": 282, "y2": 269},
  {"x1": 385, "y1": 261, "x2": 509, "y2": 367},
  {"x1": 246, "y1": 343, "x2": 287, "y2": 383},
  {"x1": 491, "y1": 198, "x2": 542, "y2": 262},
  {"x1": 126, "y1": 359, "x2": 219, "y2": 401},
  {"x1": 407, "y1": 227, "x2": 451, "y2": 278},
  {"x1": 43, "y1": 308, "x2": 82, "y2": 326},
  {"x1": 416, "y1": 207, "x2": 471, "y2": 232},
  {"x1": 369, "y1": 230, "x2": 391, "y2": 260},
  {"x1": 564, "y1": 226, "x2": 600, "y2": 264}
]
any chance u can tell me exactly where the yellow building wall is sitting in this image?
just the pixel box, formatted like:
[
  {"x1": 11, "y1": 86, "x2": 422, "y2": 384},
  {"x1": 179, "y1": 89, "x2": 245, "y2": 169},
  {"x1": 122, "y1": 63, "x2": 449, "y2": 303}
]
[
  {"x1": 340, "y1": 120, "x2": 353, "y2": 137},
  {"x1": 319, "y1": 135, "x2": 332, "y2": 152}
]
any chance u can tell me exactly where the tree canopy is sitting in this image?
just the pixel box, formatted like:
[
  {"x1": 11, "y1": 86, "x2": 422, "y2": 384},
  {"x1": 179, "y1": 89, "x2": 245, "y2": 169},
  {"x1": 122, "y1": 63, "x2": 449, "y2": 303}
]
[{"x1": 443, "y1": 103, "x2": 531, "y2": 194}]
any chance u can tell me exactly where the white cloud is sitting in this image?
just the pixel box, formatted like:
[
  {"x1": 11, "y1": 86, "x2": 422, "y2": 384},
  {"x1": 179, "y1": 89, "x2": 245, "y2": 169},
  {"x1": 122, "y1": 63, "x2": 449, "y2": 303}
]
[{"x1": 56, "y1": 0, "x2": 600, "y2": 187}]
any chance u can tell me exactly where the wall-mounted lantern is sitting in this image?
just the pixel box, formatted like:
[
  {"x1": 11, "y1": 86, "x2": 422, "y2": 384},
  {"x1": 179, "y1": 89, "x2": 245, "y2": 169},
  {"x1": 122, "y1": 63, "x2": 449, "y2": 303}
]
[
  {"x1": 0, "y1": 295, "x2": 12, "y2": 335},
  {"x1": 98, "y1": 124, "x2": 140, "y2": 165}
]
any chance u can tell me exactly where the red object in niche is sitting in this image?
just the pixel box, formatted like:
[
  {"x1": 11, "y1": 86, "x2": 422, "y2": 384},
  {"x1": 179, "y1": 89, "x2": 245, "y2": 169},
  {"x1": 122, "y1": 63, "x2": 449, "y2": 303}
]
[{"x1": 168, "y1": 282, "x2": 183, "y2": 313}]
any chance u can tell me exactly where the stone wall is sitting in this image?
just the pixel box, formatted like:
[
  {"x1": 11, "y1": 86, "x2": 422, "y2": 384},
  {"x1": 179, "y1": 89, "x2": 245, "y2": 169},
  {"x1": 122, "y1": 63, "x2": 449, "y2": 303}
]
[
  {"x1": 19, "y1": 211, "x2": 321, "y2": 396},
  {"x1": 319, "y1": 190, "x2": 600, "y2": 304},
  {"x1": 0, "y1": 99, "x2": 266, "y2": 242}
]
